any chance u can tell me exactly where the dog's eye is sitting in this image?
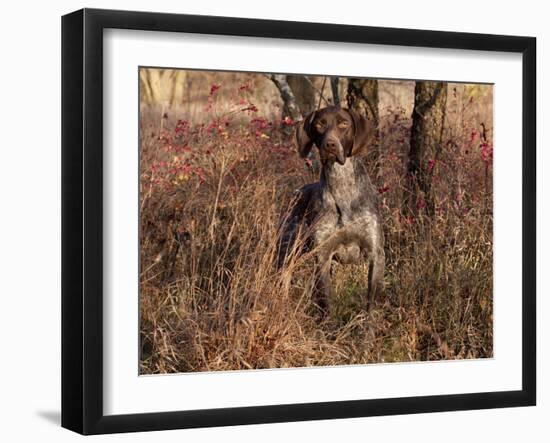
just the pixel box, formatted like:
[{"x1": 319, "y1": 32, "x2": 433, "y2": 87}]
[
  {"x1": 315, "y1": 121, "x2": 326, "y2": 131},
  {"x1": 337, "y1": 121, "x2": 349, "y2": 129}
]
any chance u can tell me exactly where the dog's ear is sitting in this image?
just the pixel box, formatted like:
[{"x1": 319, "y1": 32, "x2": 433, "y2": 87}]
[
  {"x1": 346, "y1": 108, "x2": 376, "y2": 157},
  {"x1": 295, "y1": 111, "x2": 316, "y2": 158}
]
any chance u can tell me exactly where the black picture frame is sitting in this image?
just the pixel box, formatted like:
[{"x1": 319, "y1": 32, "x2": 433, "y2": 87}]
[{"x1": 61, "y1": 8, "x2": 536, "y2": 435}]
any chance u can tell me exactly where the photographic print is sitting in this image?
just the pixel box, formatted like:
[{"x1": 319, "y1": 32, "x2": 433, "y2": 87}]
[
  {"x1": 138, "y1": 68, "x2": 494, "y2": 374},
  {"x1": 62, "y1": 10, "x2": 535, "y2": 433}
]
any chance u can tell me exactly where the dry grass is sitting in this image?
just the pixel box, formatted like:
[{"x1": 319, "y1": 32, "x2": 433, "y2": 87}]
[{"x1": 139, "y1": 70, "x2": 493, "y2": 374}]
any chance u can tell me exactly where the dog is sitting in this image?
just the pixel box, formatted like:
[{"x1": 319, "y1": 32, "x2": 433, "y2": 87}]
[{"x1": 278, "y1": 106, "x2": 385, "y2": 314}]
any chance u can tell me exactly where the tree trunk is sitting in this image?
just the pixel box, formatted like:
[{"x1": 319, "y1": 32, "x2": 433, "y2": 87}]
[
  {"x1": 269, "y1": 74, "x2": 302, "y2": 124},
  {"x1": 287, "y1": 75, "x2": 317, "y2": 116},
  {"x1": 347, "y1": 78, "x2": 379, "y2": 125},
  {"x1": 139, "y1": 68, "x2": 187, "y2": 107},
  {"x1": 346, "y1": 78, "x2": 380, "y2": 178},
  {"x1": 330, "y1": 77, "x2": 340, "y2": 106},
  {"x1": 406, "y1": 81, "x2": 448, "y2": 216}
]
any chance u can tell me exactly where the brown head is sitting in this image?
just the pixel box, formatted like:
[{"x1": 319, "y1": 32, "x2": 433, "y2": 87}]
[{"x1": 295, "y1": 106, "x2": 376, "y2": 165}]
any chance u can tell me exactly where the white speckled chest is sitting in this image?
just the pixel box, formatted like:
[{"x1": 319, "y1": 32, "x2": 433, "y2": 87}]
[{"x1": 311, "y1": 157, "x2": 382, "y2": 263}]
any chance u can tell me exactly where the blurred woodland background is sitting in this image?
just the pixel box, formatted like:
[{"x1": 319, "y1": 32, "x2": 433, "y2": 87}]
[{"x1": 139, "y1": 68, "x2": 493, "y2": 374}]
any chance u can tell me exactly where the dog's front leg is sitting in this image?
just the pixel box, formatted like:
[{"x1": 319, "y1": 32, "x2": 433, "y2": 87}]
[
  {"x1": 367, "y1": 248, "x2": 385, "y2": 309},
  {"x1": 312, "y1": 256, "x2": 332, "y2": 317}
]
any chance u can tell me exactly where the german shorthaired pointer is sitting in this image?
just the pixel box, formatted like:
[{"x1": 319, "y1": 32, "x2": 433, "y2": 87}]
[{"x1": 278, "y1": 106, "x2": 385, "y2": 314}]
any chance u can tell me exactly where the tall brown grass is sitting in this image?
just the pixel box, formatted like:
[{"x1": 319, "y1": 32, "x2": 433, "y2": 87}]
[{"x1": 139, "y1": 72, "x2": 493, "y2": 374}]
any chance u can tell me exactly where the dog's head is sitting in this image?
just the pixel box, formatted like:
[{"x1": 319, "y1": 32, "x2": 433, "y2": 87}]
[{"x1": 295, "y1": 106, "x2": 376, "y2": 165}]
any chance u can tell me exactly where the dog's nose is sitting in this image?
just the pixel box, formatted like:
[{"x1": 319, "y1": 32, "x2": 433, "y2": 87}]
[{"x1": 322, "y1": 138, "x2": 345, "y2": 165}]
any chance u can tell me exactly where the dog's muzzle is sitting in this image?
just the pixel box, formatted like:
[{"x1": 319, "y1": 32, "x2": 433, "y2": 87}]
[{"x1": 321, "y1": 137, "x2": 346, "y2": 165}]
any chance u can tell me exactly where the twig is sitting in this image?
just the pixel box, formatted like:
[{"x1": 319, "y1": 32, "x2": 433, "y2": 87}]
[
  {"x1": 317, "y1": 76, "x2": 328, "y2": 110},
  {"x1": 158, "y1": 102, "x2": 166, "y2": 138},
  {"x1": 302, "y1": 76, "x2": 331, "y2": 107},
  {"x1": 209, "y1": 157, "x2": 226, "y2": 241}
]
